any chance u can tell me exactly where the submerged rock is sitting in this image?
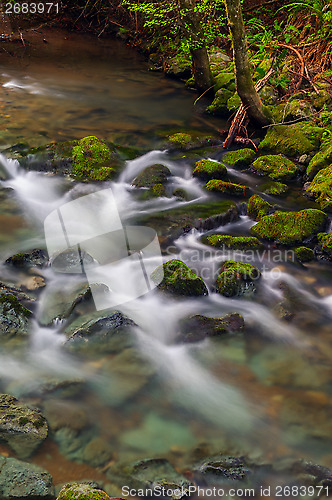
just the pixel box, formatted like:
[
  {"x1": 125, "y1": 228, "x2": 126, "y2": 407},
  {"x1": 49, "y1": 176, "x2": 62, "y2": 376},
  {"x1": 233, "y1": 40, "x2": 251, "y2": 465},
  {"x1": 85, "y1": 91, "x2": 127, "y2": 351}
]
[
  {"x1": 251, "y1": 155, "x2": 298, "y2": 181},
  {"x1": 0, "y1": 456, "x2": 54, "y2": 499},
  {"x1": 151, "y1": 259, "x2": 208, "y2": 296},
  {"x1": 194, "y1": 455, "x2": 251, "y2": 480},
  {"x1": 251, "y1": 209, "x2": 328, "y2": 245},
  {"x1": 306, "y1": 165, "x2": 332, "y2": 211},
  {"x1": 57, "y1": 483, "x2": 112, "y2": 500},
  {"x1": 216, "y1": 261, "x2": 261, "y2": 297},
  {"x1": 222, "y1": 148, "x2": 256, "y2": 168},
  {"x1": 5, "y1": 249, "x2": 48, "y2": 269},
  {"x1": 192, "y1": 159, "x2": 227, "y2": 181},
  {"x1": 132, "y1": 164, "x2": 171, "y2": 187},
  {"x1": 258, "y1": 125, "x2": 314, "y2": 157},
  {"x1": 201, "y1": 234, "x2": 263, "y2": 251},
  {"x1": 178, "y1": 312, "x2": 245, "y2": 342},
  {"x1": 0, "y1": 394, "x2": 48, "y2": 459},
  {"x1": 205, "y1": 179, "x2": 249, "y2": 196},
  {"x1": 247, "y1": 194, "x2": 272, "y2": 221}
]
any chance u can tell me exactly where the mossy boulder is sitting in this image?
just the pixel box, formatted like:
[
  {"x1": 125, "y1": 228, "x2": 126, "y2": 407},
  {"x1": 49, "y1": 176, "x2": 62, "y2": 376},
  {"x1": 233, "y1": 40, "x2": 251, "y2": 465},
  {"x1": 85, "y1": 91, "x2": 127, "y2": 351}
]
[
  {"x1": 72, "y1": 136, "x2": 116, "y2": 181},
  {"x1": 272, "y1": 100, "x2": 314, "y2": 123},
  {"x1": 0, "y1": 292, "x2": 32, "y2": 338},
  {"x1": 205, "y1": 179, "x2": 249, "y2": 196},
  {"x1": 151, "y1": 259, "x2": 208, "y2": 296},
  {"x1": 5, "y1": 249, "x2": 48, "y2": 269},
  {"x1": 167, "y1": 132, "x2": 192, "y2": 148},
  {"x1": 57, "y1": 483, "x2": 112, "y2": 500},
  {"x1": 214, "y1": 71, "x2": 236, "y2": 92},
  {"x1": 132, "y1": 164, "x2": 171, "y2": 188},
  {"x1": 311, "y1": 89, "x2": 331, "y2": 109},
  {"x1": 259, "y1": 125, "x2": 314, "y2": 157},
  {"x1": 295, "y1": 246, "x2": 314, "y2": 263},
  {"x1": 251, "y1": 209, "x2": 328, "y2": 245},
  {"x1": 247, "y1": 194, "x2": 272, "y2": 221},
  {"x1": 293, "y1": 122, "x2": 325, "y2": 150},
  {"x1": 178, "y1": 312, "x2": 245, "y2": 342},
  {"x1": 306, "y1": 165, "x2": 332, "y2": 210},
  {"x1": 140, "y1": 183, "x2": 167, "y2": 200},
  {"x1": 202, "y1": 234, "x2": 263, "y2": 250},
  {"x1": 193, "y1": 159, "x2": 227, "y2": 181},
  {"x1": 0, "y1": 394, "x2": 48, "y2": 459},
  {"x1": 317, "y1": 232, "x2": 332, "y2": 258},
  {"x1": 206, "y1": 88, "x2": 233, "y2": 116},
  {"x1": 222, "y1": 148, "x2": 256, "y2": 168},
  {"x1": 258, "y1": 85, "x2": 278, "y2": 105},
  {"x1": 216, "y1": 261, "x2": 261, "y2": 297},
  {"x1": 306, "y1": 141, "x2": 332, "y2": 180},
  {"x1": 251, "y1": 155, "x2": 298, "y2": 181},
  {"x1": 227, "y1": 92, "x2": 241, "y2": 112},
  {"x1": 260, "y1": 181, "x2": 288, "y2": 196}
]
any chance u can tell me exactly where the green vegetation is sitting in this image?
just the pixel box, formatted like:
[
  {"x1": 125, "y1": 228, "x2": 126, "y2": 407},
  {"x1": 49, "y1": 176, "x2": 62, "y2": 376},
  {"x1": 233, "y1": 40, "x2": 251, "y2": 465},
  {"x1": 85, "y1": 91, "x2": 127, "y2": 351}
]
[
  {"x1": 252, "y1": 155, "x2": 298, "y2": 181},
  {"x1": 307, "y1": 165, "x2": 332, "y2": 210},
  {"x1": 295, "y1": 246, "x2": 315, "y2": 262},
  {"x1": 247, "y1": 194, "x2": 272, "y2": 221},
  {"x1": 260, "y1": 181, "x2": 288, "y2": 196},
  {"x1": 306, "y1": 141, "x2": 332, "y2": 180},
  {"x1": 57, "y1": 483, "x2": 111, "y2": 499},
  {"x1": 132, "y1": 164, "x2": 171, "y2": 187},
  {"x1": 216, "y1": 260, "x2": 261, "y2": 297},
  {"x1": 202, "y1": 234, "x2": 263, "y2": 250},
  {"x1": 251, "y1": 209, "x2": 328, "y2": 245},
  {"x1": 168, "y1": 133, "x2": 192, "y2": 147},
  {"x1": 72, "y1": 136, "x2": 115, "y2": 181},
  {"x1": 258, "y1": 126, "x2": 314, "y2": 157},
  {"x1": 222, "y1": 148, "x2": 256, "y2": 168},
  {"x1": 205, "y1": 179, "x2": 249, "y2": 196},
  {"x1": 193, "y1": 159, "x2": 227, "y2": 180},
  {"x1": 151, "y1": 259, "x2": 208, "y2": 296},
  {"x1": 317, "y1": 232, "x2": 332, "y2": 257}
]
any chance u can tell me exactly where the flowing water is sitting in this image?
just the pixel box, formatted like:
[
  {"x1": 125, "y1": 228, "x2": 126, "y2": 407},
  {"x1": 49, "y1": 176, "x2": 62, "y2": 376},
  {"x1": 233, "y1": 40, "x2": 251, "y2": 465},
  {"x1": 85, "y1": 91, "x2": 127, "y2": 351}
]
[{"x1": 0, "y1": 28, "x2": 331, "y2": 493}]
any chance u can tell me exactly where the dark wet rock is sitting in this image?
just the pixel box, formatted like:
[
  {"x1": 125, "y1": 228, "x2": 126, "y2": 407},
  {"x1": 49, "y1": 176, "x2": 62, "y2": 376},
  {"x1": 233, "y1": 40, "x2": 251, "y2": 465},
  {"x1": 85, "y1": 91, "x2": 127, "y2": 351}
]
[
  {"x1": 290, "y1": 460, "x2": 332, "y2": 483},
  {"x1": 107, "y1": 458, "x2": 193, "y2": 499},
  {"x1": 151, "y1": 259, "x2": 208, "y2": 296},
  {"x1": 205, "y1": 179, "x2": 249, "y2": 197},
  {"x1": 0, "y1": 455, "x2": 54, "y2": 499},
  {"x1": 82, "y1": 437, "x2": 113, "y2": 467},
  {"x1": 0, "y1": 394, "x2": 48, "y2": 459},
  {"x1": 251, "y1": 209, "x2": 328, "y2": 245},
  {"x1": 194, "y1": 455, "x2": 251, "y2": 480},
  {"x1": 260, "y1": 180, "x2": 288, "y2": 196},
  {"x1": 64, "y1": 311, "x2": 136, "y2": 355},
  {"x1": 306, "y1": 165, "x2": 332, "y2": 211},
  {"x1": 222, "y1": 148, "x2": 256, "y2": 168},
  {"x1": 57, "y1": 483, "x2": 112, "y2": 500},
  {"x1": 247, "y1": 195, "x2": 273, "y2": 221},
  {"x1": 0, "y1": 291, "x2": 32, "y2": 339},
  {"x1": 294, "y1": 246, "x2": 314, "y2": 263},
  {"x1": 216, "y1": 261, "x2": 261, "y2": 298},
  {"x1": 192, "y1": 159, "x2": 227, "y2": 181},
  {"x1": 258, "y1": 125, "x2": 314, "y2": 157},
  {"x1": 50, "y1": 248, "x2": 94, "y2": 274},
  {"x1": 251, "y1": 155, "x2": 298, "y2": 181},
  {"x1": 132, "y1": 164, "x2": 171, "y2": 188},
  {"x1": 5, "y1": 249, "x2": 48, "y2": 270},
  {"x1": 43, "y1": 400, "x2": 90, "y2": 433},
  {"x1": 178, "y1": 312, "x2": 245, "y2": 342},
  {"x1": 201, "y1": 234, "x2": 263, "y2": 251}
]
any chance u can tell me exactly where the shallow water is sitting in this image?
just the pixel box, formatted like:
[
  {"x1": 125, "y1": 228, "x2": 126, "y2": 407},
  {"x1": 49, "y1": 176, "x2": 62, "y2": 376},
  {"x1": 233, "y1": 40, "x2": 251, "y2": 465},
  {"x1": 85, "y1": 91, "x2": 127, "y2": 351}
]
[{"x1": 0, "y1": 28, "x2": 331, "y2": 496}]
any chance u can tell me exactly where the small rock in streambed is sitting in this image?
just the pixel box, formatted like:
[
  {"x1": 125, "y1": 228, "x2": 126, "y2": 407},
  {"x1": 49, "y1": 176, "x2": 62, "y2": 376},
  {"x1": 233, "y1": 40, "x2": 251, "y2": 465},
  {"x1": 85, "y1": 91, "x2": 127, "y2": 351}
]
[
  {"x1": 192, "y1": 159, "x2": 227, "y2": 181},
  {"x1": 222, "y1": 148, "x2": 256, "y2": 168},
  {"x1": 178, "y1": 312, "x2": 245, "y2": 343},
  {"x1": 132, "y1": 164, "x2": 171, "y2": 188},
  {"x1": 5, "y1": 249, "x2": 48, "y2": 270},
  {"x1": 151, "y1": 259, "x2": 208, "y2": 297},
  {"x1": 216, "y1": 261, "x2": 261, "y2": 298},
  {"x1": 247, "y1": 194, "x2": 273, "y2": 221},
  {"x1": 18, "y1": 275, "x2": 46, "y2": 291},
  {"x1": 57, "y1": 483, "x2": 114, "y2": 500},
  {"x1": 193, "y1": 454, "x2": 251, "y2": 481},
  {"x1": 0, "y1": 291, "x2": 33, "y2": 340},
  {"x1": 205, "y1": 179, "x2": 249, "y2": 197}
]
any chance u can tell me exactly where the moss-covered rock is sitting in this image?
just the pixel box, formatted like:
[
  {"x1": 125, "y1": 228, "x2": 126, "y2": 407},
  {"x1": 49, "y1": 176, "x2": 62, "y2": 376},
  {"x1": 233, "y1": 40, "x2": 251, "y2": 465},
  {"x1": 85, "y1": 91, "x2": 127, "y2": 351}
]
[
  {"x1": 206, "y1": 88, "x2": 233, "y2": 116},
  {"x1": 247, "y1": 194, "x2": 272, "y2": 221},
  {"x1": 258, "y1": 85, "x2": 278, "y2": 105},
  {"x1": 259, "y1": 125, "x2": 314, "y2": 157},
  {"x1": 306, "y1": 141, "x2": 332, "y2": 180},
  {"x1": 251, "y1": 155, "x2": 298, "y2": 181},
  {"x1": 311, "y1": 89, "x2": 331, "y2": 109},
  {"x1": 222, "y1": 148, "x2": 256, "y2": 168},
  {"x1": 293, "y1": 122, "x2": 325, "y2": 150},
  {"x1": 57, "y1": 483, "x2": 112, "y2": 500},
  {"x1": 251, "y1": 209, "x2": 328, "y2": 245},
  {"x1": 193, "y1": 159, "x2": 227, "y2": 181},
  {"x1": 151, "y1": 259, "x2": 208, "y2": 296},
  {"x1": 0, "y1": 292, "x2": 32, "y2": 338},
  {"x1": 227, "y1": 92, "x2": 241, "y2": 112},
  {"x1": 214, "y1": 71, "x2": 236, "y2": 92},
  {"x1": 5, "y1": 249, "x2": 48, "y2": 269},
  {"x1": 140, "y1": 183, "x2": 167, "y2": 200},
  {"x1": 167, "y1": 133, "x2": 192, "y2": 148},
  {"x1": 272, "y1": 100, "x2": 314, "y2": 123},
  {"x1": 216, "y1": 261, "x2": 261, "y2": 297},
  {"x1": 205, "y1": 179, "x2": 249, "y2": 196},
  {"x1": 202, "y1": 234, "x2": 263, "y2": 250},
  {"x1": 317, "y1": 232, "x2": 332, "y2": 258},
  {"x1": 294, "y1": 246, "x2": 314, "y2": 263},
  {"x1": 72, "y1": 136, "x2": 116, "y2": 181},
  {"x1": 178, "y1": 312, "x2": 245, "y2": 342},
  {"x1": 132, "y1": 164, "x2": 171, "y2": 188},
  {"x1": 260, "y1": 181, "x2": 288, "y2": 196},
  {"x1": 306, "y1": 165, "x2": 332, "y2": 210},
  {"x1": 0, "y1": 394, "x2": 48, "y2": 459}
]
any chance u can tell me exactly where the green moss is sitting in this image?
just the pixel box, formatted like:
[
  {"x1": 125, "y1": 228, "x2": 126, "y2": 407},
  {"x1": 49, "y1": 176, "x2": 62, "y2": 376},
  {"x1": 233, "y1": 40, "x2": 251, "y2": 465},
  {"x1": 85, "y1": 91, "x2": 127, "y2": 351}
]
[
  {"x1": 271, "y1": 100, "x2": 313, "y2": 123},
  {"x1": 216, "y1": 260, "x2": 261, "y2": 297},
  {"x1": 252, "y1": 155, "x2": 298, "y2": 181},
  {"x1": 222, "y1": 148, "x2": 256, "y2": 168},
  {"x1": 202, "y1": 234, "x2": 263, "y2": 250},
  {"x1": 247, "y1": 195, "x2": 272, "y2": 221},
  {"x1": 151, "y1": 259, "x2": 208, "y2": 296},
  {"x1": 317, "y1": 232, "x2": 332, "y2": 257},
  {"x1": 206, "y1": 89, "x2": 233, "y2": 116},
  {"x1": 132, "y1": 164, "x2": 171, "y2": 188},
  {"x1": 168, "y1": 133, "x2": 192, "y2": 147},
  {"x1": 306, "y1": 142, "x2": 332, "y2": 180},
  {"x1": 18, "y1": 416, "x2": 30, "y2": 426},
  {"x1": 227, "y1": 92, "x2": 241, "y2": 112},
  {"x1": 294, "y1": 246, "x2": 314, "y2": 263},
  {"x1": 259, "y1": 125, "x2": 314, "y2": 157},
  {"x1": 193, "y1": 159, "x2": 227, "y2": 181},
  {"x1": 293, "y1": 123, "x2": 325, "y2": 150},
  {"x1": 214, "y1": 71, "x2": 236, "y2": 92},
  {"x1": 307, "y1": 165, "x2": 332, "y2": 210},
  {"x1": 173, "y1": 188, "x2": 189, "y2": 200},
  {"x1": 251, "y1": 209, "x2": 328, "y2": 245},
  {"x1": 205, "y1": 179, "x2": 249, "y2": 196},
  {"x1": 311, "y1": 89, "x2": 331, "y2": 109},
  {"x1": 0, "y1": 293, "x2": 32, "y2": 318},
  {"x1": 72, "y1": 136, "x2": 114, "y2": 181},
  {"x1": 260, "y1": 181, "x2": 288, "y2": 196},
  {"x1": 57, "y1": 483, "x2": 111, "y2": 500}
]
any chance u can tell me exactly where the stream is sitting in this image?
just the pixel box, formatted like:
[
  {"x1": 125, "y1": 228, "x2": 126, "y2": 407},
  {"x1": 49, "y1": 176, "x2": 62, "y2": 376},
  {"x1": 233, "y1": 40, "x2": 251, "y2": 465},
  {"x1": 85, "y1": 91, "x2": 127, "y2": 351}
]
[{"x1": 0, "y1": 28, "x2": 331, "y2": 495}]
